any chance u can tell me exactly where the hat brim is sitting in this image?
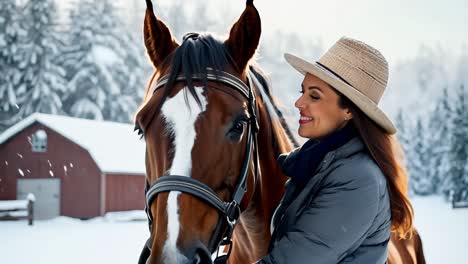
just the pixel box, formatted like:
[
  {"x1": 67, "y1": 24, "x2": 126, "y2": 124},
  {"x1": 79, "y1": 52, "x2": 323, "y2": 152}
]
[{"x1": 284, "y1": 53, "x2": 396, "y2": 134}]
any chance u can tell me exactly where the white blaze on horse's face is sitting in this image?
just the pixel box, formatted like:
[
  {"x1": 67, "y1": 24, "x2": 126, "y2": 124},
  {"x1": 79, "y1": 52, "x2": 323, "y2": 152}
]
[{"x1": 160, "y1": 86, "x2": 207, "y2": 262}]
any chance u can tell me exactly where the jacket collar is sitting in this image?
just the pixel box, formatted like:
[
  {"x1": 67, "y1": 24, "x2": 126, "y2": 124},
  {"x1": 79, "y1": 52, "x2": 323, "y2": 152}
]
[
  {"x1": 318, "y1": 137, "x2": 365, "y2": 171},
  {"x1": 277, "y1": 135, "x2": 366, "y2": 180}
]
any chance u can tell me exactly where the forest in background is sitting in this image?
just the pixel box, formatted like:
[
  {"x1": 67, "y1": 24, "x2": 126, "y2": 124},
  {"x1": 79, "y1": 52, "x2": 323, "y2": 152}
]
[{"x1": 1, "y1": 0, "x2": 467, "y2": 202}]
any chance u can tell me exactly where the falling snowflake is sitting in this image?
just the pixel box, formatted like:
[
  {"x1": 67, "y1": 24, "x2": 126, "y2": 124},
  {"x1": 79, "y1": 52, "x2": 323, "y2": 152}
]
[
  {"x1": 70, "y1": 163, "x2": 74, "y2": 168},
  {"x1": 49, "y1": 170, "x2": 54, "y2": 177},
  {"x1": 17, "y1": 153, "x2": 23, "y2": 159},
  {"x1": 63, "y1": 165, "x2": 68, "y2": 176},
  {"x1": 27, "y1": 169, "x2": 31, "y2": 173},
  {"x1": 48, "y1": 160, "x2": 52, "y2": 167},
  {"x1": 4, "y1": 161, "x2": 8, "y2": 166},
  {"x1": 18, "y1": 169, "x2": 24, "y2": 177},
  {"x1": 14, "y1": 104, "x2": 19, "y2": 109}
]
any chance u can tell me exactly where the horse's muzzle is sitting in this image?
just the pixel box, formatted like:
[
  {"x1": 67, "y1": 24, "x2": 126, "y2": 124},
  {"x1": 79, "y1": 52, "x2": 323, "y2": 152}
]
[{"x1": 186, "y1": 241, "x2": 212, "y2": 264}]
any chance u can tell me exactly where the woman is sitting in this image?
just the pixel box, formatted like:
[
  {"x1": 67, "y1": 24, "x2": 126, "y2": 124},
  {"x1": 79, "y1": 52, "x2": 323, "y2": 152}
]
[{"x1": 258, "y1": 37, "x2": 414, "y2": 263}]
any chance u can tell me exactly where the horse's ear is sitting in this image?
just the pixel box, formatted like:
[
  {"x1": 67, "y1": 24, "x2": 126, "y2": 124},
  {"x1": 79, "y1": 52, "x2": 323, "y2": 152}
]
[
  {"x1": 225, "y1": 0, "x2": 261, "y2": 72},
  {"x1": 144, "y1": 0, "x2": 179, "y2": 68}
]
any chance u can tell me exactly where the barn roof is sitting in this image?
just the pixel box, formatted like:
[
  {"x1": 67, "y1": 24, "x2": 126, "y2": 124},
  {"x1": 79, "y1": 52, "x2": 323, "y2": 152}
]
[{"x1": 0, "y1": 113, "x2": 146, "y2": 174}]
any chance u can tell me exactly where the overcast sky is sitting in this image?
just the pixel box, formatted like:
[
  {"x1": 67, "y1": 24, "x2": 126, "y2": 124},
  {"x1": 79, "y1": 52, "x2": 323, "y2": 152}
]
[
  {"x1": 112, "y1": 0, "x2": 467, "y2": 64},
  {"x1": 255, "y1": 0, "x2": 468, "y2": 62}
]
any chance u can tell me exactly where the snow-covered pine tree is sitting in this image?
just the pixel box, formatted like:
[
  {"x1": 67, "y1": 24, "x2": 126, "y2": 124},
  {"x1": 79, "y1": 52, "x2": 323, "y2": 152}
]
[
  {"x1": 95, "y1": 0, "x2": 139, "y2": 122},
  {"x1": 448, "y1": 84, "x2": 468, "y2": 202},
  {"x1": 122, "y1": 0, "x2": 153, "y2": 108},
  {"x1": 0, "y1": 0, "x2": 26, "y2": 130},
  {"x1": 0, "y1": 0, "x2": 24, "y2": 112},
  {"x1": 428, "y1": 88, "x2": 453, "y2": 196},
  {"x1": 13, "y1": 0, "x2": 67, "y2": 122},
  {"x1": 395, "y1": 108, "x2": 414, "y2": 195},
  {"x1": 394, "y1": 109, "x2": 415, "y2": 195},
  {"x1": 61, "y1": 0, "x2": 106, "y2": 120},
  {"x1": 395, "y1": 110, "x2": 411, "y2": 153},
  {"x1": 409, "y1": 118, "x2": 433, "y2": 195},
  {"x1": 62, "y1": 0, "x2": 143, "y2": 123}
]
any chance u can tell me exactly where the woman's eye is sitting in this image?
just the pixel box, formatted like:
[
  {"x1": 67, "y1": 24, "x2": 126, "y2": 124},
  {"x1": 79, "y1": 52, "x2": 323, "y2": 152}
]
[{"x1": 300, "y1": 89, "x2": 319, "y2": 100}]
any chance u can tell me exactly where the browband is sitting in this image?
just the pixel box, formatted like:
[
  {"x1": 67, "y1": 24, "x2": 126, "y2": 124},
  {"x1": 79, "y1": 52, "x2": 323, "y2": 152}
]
[{"x1": 150, "y1": 68, "x2": 250, "y2": 99}]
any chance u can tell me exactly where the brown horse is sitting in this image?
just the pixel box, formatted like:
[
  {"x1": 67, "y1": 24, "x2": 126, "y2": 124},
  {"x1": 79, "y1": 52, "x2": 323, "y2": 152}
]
[{"x1": 135, "y1": 0, "x2": 426, "y2": 263}]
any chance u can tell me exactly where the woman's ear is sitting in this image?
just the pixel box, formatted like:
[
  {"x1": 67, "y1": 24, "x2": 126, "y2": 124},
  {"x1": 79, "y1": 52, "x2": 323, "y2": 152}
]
[{"x1": 344, "y1": 109, "x2": 353, "y2": 120}]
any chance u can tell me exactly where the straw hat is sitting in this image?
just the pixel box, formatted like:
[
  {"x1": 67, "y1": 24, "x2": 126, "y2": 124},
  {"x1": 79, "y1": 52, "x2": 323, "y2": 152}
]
[{"x1": 284, "y1": 36, "x2": 396, "y2": 134}]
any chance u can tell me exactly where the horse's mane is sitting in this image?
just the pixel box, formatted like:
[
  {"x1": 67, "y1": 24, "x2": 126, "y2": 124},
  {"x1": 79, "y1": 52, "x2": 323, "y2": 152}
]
[{"x1": 249, "y1": 66, "x2": 298, "y2": 151}]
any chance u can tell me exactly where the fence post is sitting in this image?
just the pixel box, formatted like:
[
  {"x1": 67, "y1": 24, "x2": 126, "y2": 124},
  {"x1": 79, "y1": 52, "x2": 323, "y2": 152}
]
[{"x1": 28, "y1": 199, "x2": 33, "y2": 225}]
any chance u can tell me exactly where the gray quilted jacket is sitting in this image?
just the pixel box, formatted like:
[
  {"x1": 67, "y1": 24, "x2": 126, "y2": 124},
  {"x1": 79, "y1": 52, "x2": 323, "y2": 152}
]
[{"x1": 259, "y1": 137, "x2": 391, "y2": 264}]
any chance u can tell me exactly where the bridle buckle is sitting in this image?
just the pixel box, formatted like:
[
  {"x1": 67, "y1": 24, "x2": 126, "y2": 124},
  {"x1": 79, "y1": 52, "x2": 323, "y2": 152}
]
[{"x1": 225, "y1": 201, "x2": 241, "y2": 223}]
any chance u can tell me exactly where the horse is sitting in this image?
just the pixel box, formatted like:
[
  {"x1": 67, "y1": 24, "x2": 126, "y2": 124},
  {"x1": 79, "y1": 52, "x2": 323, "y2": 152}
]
[{"x1": 135, "y1": 0, "x2": 426, "y2": 263}]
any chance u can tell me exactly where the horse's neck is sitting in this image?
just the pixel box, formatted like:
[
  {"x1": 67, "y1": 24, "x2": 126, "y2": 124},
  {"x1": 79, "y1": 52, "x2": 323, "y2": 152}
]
[{"x1": 230, "y1": 71, "x2": 293, "y2": 262}]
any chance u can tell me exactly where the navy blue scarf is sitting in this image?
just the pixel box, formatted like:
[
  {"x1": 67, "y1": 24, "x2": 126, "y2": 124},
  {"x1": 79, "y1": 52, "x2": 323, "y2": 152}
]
[{"x1": 278, "y1": 124, "x2": 357, "y2": 188}]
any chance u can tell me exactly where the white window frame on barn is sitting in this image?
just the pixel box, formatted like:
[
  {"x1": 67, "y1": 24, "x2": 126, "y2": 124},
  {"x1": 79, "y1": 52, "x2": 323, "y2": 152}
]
[{"x1": 31, "y1": 129, "x2": 47, "y2": 152}]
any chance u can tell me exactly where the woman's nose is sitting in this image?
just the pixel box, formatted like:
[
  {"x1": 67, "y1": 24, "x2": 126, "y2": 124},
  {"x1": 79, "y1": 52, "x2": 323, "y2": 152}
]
[{"x1": 295, "y1": 95, "x2": 304, "y2": 110}]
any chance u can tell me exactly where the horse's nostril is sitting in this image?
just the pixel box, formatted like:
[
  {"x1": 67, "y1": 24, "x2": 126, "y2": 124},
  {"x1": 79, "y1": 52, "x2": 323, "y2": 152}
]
[
  {"x1": 194, "y1": 247, "x2": 212, "y2": 264},
  {"x1": 192, "y1": 254, "x2": 200, "y2": 264},
  {"x1": 187, "y1": 242, "x2": 212, "y2": 264}
]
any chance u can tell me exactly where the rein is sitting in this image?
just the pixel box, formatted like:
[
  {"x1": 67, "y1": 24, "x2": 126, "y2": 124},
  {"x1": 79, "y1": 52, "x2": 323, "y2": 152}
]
[{"x1": 139, "y1": 67, "x2": 260, "y2": 264}]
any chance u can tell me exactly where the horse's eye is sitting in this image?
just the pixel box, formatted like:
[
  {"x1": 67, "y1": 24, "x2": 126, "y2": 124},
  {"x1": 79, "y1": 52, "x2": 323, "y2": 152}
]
[
  {"x1": 227, "y1": 119, "x2": 247, "y2": 142},
  {"x1": 232, "y1": 121, "x2": 245, "y2": 133}
]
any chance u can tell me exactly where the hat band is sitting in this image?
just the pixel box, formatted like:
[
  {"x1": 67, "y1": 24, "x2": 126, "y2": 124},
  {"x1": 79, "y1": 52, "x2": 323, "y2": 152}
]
[{"x1": 316, "y1": 61, "x2": 353, "y2": 88}]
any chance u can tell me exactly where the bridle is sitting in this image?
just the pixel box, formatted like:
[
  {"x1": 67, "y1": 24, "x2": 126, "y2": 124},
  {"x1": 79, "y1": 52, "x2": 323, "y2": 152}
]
[{"x1": 138, "y1": 64, "x2": 260, "y2": 263}]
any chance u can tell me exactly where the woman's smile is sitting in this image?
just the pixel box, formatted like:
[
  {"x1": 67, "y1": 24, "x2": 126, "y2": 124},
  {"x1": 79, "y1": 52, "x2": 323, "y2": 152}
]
[{"x1": 299, "y1": 114, "x2": 313, "y2": 124}]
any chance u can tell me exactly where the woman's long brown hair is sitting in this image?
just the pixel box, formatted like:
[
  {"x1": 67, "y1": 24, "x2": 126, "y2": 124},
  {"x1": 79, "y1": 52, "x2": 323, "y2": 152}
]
[{"x1": 339, "y1": 96, "x2": 414, "y2": 239}]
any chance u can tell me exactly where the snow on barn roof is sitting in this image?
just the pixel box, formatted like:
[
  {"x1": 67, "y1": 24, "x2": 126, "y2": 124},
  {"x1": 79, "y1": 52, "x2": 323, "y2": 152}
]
[{"x1": 0, "y1": 113, "x2": 146, "y2": 174}]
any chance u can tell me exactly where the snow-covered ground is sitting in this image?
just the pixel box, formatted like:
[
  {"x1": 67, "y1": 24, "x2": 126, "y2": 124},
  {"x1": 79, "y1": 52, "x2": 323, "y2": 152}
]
[
  {"x1": 0, "y1": 196, "x2": 466, "y2": 263},
  {"x1": 411, "y1": 195, "x2": 468, "y2": 263},
  {"x1": 0, "y1": 211, "x2": 148, "y2": 264}
]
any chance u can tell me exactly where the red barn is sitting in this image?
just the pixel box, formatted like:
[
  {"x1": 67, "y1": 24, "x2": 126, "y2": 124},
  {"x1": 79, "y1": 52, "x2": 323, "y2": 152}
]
[{"x1": 0, "y1": 113, "x2": 146, "y2": 219}]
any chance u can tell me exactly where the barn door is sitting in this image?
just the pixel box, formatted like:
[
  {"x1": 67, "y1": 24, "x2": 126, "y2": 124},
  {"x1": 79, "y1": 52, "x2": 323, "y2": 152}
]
[{"x1": 17, "y1": 179, "x2": 61, "y2": 219}]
